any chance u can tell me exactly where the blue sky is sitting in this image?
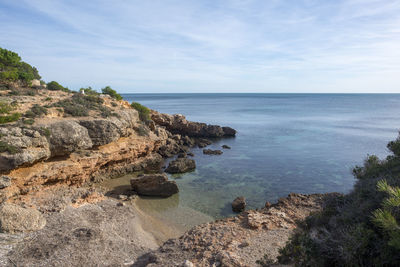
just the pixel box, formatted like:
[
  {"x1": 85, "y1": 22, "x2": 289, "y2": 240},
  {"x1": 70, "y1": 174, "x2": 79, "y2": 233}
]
[{"x1": 0, "y1": 0, "x2": 399, "y2": 93}]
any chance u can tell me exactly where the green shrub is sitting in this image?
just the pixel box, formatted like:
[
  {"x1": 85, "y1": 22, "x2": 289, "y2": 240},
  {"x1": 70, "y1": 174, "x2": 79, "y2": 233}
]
[
  {"x1": 79, "y1": 87, "x2": 99, "y2": 96},
  {"x1": 47, "y1": 81, "x2": 69, "y2": 92},
  {"x1": 131, "y1": 102, "x2": 150, "y2": 122},
  {"x1": 44, "y1": 97, "x2": 52, "y2": 101},
  {"x1": 0, "y1": 101, "x2": 14, "y2": 114},
  {"x1": 24, "y1": 104, "x2": 47, "y2": 118},
  {"x1": 0, "y1": 112, "x2": 21, "y2": 124},
  {"x1": 22, "y1": 118, "x2": 35, "y2": 125},
  {"x1": 101, "y1": 86, "x2": 122, "y2": 100},
  {"x1": 0, "y1": 141, "x2": 20, "y2": 154},
  {"x1": 53, "y1": 94, "x2": 116, "y2": 118},
  {"x1": 278, "y1": 133, "x2": 400, "y2": 266},
  {"x1": 39, "y1": 127, "x2": 51, "y2": 137},
  {"x1": 0, "y1": 47, "x2": 41, "y2": 83}
]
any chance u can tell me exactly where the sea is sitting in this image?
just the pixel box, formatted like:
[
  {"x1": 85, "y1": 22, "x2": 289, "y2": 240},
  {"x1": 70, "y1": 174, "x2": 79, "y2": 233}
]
[{"x1": 121, "y1": 93, "x2": 400, "y2": 219}]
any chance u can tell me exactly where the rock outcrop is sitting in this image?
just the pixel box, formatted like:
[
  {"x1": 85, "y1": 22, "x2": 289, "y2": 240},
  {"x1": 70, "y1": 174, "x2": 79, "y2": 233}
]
[
  {"x1": 152, "y1": 112, "x2": 236, "y2": 138},
  {"x1": 232, "y1": 196, "x2": 246, "y2": 212},
  {"x1": 165, "y1": 158, "x2": 196, "y2": 174},
  {"x1": 203, "y1": 149, "x2": 223, "y2": 155},
  {"x1": 0, "y1": 175, "x2": 11, "y2": 189},
  {"x1": 136, "y1": 193, "x2": 334, "y2": 267},
  {"x1": 130, "y1": 173, "x2": 178, "y2": 197},
  {"x1": 0, "y1": 127, "x2": 51, "y2": 172},
  {"x1": 49, "y1": 120, "x2": 93, "y2": 155},
  {"x1": 0, "y1": 203, "x2": 46, "y2": 233}
]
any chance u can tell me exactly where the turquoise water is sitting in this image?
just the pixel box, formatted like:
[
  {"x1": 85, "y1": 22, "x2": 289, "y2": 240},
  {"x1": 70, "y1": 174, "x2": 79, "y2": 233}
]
[{"x1": 122, "y1": 93, "x2": 400, "y2": 218}]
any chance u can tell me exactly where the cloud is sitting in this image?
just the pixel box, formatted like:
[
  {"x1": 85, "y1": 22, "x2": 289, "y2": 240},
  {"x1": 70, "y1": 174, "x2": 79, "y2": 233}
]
[{"x1": 0, "y1": 0, "x2": 399, "y2": 92}]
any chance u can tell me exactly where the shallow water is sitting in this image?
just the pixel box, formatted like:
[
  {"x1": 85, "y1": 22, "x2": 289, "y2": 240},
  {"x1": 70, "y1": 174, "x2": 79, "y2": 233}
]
[{"x1": 121, "y1": 93, "x2": 400, "y2": 219}]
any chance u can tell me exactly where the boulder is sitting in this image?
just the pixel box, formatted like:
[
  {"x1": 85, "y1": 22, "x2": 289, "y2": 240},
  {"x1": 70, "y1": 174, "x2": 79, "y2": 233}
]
[
  {"x1": 203, "y1": 149, "x2": 223, "y2": 155},
  {"x1": 31, "y1": 79, "x2": 41, "y2": 88},
  {"x1": 232, "y1": 196, "x2": 246, "y2": 212},
  {"x1": 165, "y1": 158, "x2": 196, "y2": 174},
  {"x1": 222, "y1": 127, "x2": 236, "y2": 136},
  {"x1": 0, "y1": 127, "x2": 51, "y2": 171},
  {"x1": 222, "y1": 145, "x2": 231, "y2": 149},
  {"x1": 49, "y1": 120, "x2": 93, "y2": 156},
  {"x1": 197, "y1": 138, "x2": 212, "y2": 148},
  {"x1": 0, "y1": 175, "x2": 11, "y2": 189},
  {"x1": 130, "y1": 174, "x2": 178, "y2": 197},
  {"x1": 79, "y1": 119, "x2": 120, "y2": 146},
  {"x1": 0, "y1": 203, "x2": 46, "y2": 233}
]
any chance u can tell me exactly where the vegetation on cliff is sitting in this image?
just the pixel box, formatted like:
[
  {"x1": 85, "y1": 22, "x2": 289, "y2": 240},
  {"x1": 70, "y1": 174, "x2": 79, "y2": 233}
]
[
  {"x1": 0, "y1": 47, "x2": 40, "y2": 84},
  {"x1": 278, "y1": 135, "x2": 400, "y2": 266},
  {"x1": 131, "y1": 102, "x2": 150, "y2": 122}
]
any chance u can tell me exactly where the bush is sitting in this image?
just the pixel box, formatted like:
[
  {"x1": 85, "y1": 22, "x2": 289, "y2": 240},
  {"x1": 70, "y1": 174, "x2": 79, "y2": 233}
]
[
  {"x1": 24, "y1": 104, "x2": 47, "y2": 118},
  {"x1": 79, "y1": 87, "x2": 99, "y2": 96},
  {"x1": 101, "y1": 86, "x2": 122, "y2": 100},
  {"x1": 278, "y1": 134, "x2": 400, "y2": 266},
  {"x1": 22, "y1": 118, "x2": 35, "y2": 125},
  {"x1": 47, "y1": 81, "x2": 69, "y2": 92},
  {"x1": 0, "y1": 101, "x2": 20, "y2": 124},
  {"x1": 131, "y1": 102, "x2": 150, "y2": 122},
  {"x1": 0, "y1": 112, "x2": 21, "y2": 124},
  {"x1": 53, "y1": 94, "x2": 116, "y2": 118},
  {"x1": 0, "y1": 141, "x2": 20, "y2": 154},
  {"x1": 0, "y1": 47, "x2": 41, "y2": 83}
]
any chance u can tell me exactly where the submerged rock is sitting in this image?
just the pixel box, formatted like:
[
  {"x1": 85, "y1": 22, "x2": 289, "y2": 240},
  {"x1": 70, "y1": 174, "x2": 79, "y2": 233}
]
[
  {"x1": 232, "y1": 196, "x2": 246, "y2": 212},
  {"x1": 130, "y1": 174, "x2": 178, "y2": 197},
  {"x1": 197, "y1": 138, "x2": 212, "y2": 148},
  {"x1": 0, "y1": 203, "x2": 46, "y2": 233},
  {"x1": 222, "y1": 145, "x2": 231, "y2": 149},
  {"x1": 203, "y1": 149, "x2": 223, "y2": 155},
  {"x1": 165, "y1": 158, "x2": 196, "y2": 174}
]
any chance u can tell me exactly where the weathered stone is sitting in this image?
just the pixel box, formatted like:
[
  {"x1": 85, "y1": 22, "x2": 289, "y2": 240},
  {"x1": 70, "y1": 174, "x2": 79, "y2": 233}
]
[
  {"x1": 0, "y1": 176, "x2": 11, "y2": 189},
  {"x1": 165, "y1": 158, "x2": 196, "y2": 174},
  {"x1": 197, "y1": 138, "x2": 212, "y2": 148},
  {"x1": 49, "y1": 120, "x2": 93, "y2": 155},
  {"x1": 222, "y1": 145, "x2": 231, "y2": 149},
  {"x1": 232, "y1": 196, "x2": 246, "y2": 212},
  {"x1": 0, "y1": 126, "x2": 51, "y2": 171},
  {"x1": 152, "y1": 112, "x2": 236, "y2": 138},
  {"x1": 130, "y1": 174, "x2": 178, "y2": 197},
  {"x1": 79, "y1": 119, "x2": 120, "y2": 146},
  {"x1": 203, "y1": 149, "x2": 223, "y2": 155},
  {"x1": 0, "y1": 203, "x2": 46, "y2": 233}
]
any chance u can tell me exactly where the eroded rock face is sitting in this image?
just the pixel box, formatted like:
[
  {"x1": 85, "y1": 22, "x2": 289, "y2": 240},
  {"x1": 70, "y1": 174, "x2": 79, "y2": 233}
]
[
  {"x1": 165, "y1": 158, "x2": 196, "y2": 174},
  {"x1": 49, "y1": 120, "x2": 93, "y2": 156},
  {"x1": 232, "y1": 196, "x2": 246, "y2": 212},
  {"x1": 79, "y1": 119, "x2": 120, "y2": 146},
  {"x1": 152, "y1": 112, "x2": 236, "y2": 138},
  {"x1": 130, "y1": 173, "x2": 178, "y2": 197},
  {"x1": 0, "y1": 127, "x2": 51, "y2": 171},
  {"x1": 0, "y1": 203, "x2": 46, "y2": 233}
]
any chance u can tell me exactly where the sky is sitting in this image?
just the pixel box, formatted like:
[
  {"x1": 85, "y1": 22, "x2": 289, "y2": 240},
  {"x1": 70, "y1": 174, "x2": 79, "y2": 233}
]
[{"x1": 0, "y1": 0, "x2": 399, "y2": 93}]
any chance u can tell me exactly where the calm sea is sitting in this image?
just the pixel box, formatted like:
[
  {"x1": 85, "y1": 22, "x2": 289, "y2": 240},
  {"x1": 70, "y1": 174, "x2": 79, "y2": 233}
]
[{"x1": 122, "y1": 93, "x2": 400, "y2": 218}]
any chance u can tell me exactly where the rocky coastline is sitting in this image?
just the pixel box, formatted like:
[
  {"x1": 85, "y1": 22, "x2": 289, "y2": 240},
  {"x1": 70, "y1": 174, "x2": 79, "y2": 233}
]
[{"x1": 0, "y1": 85, "x2": 329, "y2": 266}]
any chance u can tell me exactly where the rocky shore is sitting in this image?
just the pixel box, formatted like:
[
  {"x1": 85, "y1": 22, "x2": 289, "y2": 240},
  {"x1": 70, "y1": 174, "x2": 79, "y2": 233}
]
[{"x1": 0, "y1": 84, "x2": 331, "y2": 267}]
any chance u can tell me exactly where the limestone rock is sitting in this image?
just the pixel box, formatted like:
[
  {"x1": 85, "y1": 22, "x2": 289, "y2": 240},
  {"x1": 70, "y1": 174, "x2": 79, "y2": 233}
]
[
  {"x1": 203, "y1": 149, "x2": 223, "y2": 155},
  {"x1": 0, "y1": 176, "x2": 11, "y2": 189},
  {"x1": 49, "y1": 120, "x2": 93, "y2": 155},
  {"x1": 0, "y1": 203, "x2": 46, "y2": 233},
  {"x1": 232, "y1": 196, "x2": 246, "y2": 212},
  {"x1": 165, "y1": 158, "x2": 196, "y2": 174},
  {"x1": 0, "y1": 126, "x2": 51, "y2": 171},
  {"x1": 151, "y1": 112, "x2": 236, "y2": 138},
  {"x1": 79, "y1": 119, "x2": 120, "y2": 146},
  {"x1": 130, "y1": 174, "x2": 178, "y2": 197}
]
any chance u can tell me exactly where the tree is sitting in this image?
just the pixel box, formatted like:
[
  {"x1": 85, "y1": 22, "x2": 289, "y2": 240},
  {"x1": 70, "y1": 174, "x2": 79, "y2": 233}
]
[{"x1": 101, "y1": 86, "x2": 122, "y2": 100}]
